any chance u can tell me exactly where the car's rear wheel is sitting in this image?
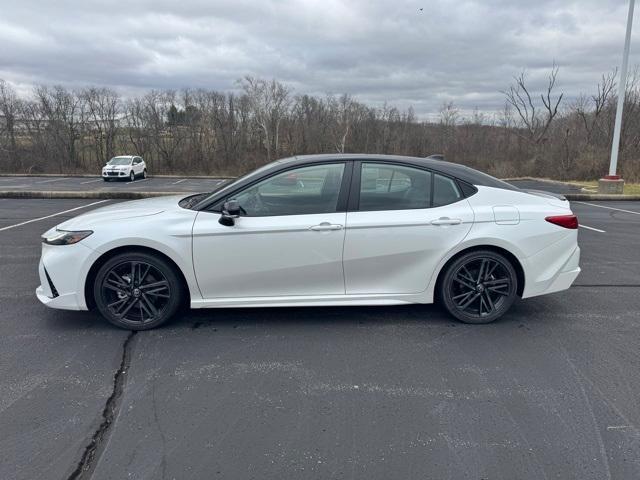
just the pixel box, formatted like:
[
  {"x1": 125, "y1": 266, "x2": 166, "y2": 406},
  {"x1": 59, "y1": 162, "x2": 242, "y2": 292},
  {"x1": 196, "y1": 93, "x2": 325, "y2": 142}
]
[
  {"x1": 439, "y1": 250, "x2": 517, "y2": 324},
  {"x1": 129, "y1": 171, "x2": 135, "y2": 182},
  {"x1": 93, "y1": 252, "x2": 183, "y2": 330}
]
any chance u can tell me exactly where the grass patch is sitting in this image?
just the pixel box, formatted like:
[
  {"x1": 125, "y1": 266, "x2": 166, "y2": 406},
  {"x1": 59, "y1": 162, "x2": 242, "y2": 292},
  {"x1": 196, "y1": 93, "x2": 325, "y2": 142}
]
[{"x1": 568, "y1": 180, "x2": 640, "y2": 195}]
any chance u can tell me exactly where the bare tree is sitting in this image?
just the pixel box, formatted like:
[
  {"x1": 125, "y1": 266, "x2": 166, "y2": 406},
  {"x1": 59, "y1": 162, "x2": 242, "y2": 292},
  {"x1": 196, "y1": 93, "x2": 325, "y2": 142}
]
[
  {"x1": 240, "y1": 77, "x2": 291, "y2": 161},
  {"x1": 502, "y1": 65, "x2": 564, "y2": 144},
  {"x1": 0, "y1": 80, "x2": 21, "y2": 170},
  {"x1": 328, "y1": 94, "x2": 357, "y2": 153},
  {"x1": 573, "y1": 69, "x2": 617, "y2": 143},
  {"x1": 34, "y1": 85, "x2": 84, "y2": 173},
  {"x1": 81, "y1": 87, "x2": 120, "y2": 167}
]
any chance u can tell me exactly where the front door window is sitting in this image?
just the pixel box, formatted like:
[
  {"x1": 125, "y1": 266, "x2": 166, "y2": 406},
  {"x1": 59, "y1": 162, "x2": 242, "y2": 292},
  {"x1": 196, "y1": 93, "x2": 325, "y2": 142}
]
[{"x1": 232, "y1": 164, "x2": 345, "y2": 217}]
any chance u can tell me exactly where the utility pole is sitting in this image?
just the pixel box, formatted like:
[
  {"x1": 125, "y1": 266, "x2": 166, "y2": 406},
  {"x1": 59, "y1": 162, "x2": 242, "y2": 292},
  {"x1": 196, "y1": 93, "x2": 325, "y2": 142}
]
[{"x1": 600, "y1": 0, "x2": 635, "y2": 194}]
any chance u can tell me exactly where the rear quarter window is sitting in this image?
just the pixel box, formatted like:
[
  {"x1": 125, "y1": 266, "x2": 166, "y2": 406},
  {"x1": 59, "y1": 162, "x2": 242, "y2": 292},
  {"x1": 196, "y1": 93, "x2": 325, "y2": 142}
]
[{"x1": 433, "y1": 174, "x2": 462, "y2": 207}]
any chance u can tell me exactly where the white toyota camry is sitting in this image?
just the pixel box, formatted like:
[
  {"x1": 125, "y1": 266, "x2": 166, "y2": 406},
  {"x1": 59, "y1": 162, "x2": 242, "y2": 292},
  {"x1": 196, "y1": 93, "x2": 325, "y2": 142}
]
[{"x1": 37, "y1": 154, "x2": 580, "y2": 330}]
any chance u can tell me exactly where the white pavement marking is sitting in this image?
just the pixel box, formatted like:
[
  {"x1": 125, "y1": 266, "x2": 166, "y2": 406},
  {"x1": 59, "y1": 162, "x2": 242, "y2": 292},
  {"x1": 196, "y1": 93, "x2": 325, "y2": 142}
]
[
  {"x1": 35, "y1": 177, "x2": 68, "y2": 184},
  {"x1": 575, "y1": 201, "x2": 640, "y2": 215},
  {"x1": 579, "y1": 225, "x2": 606, "y2": 233},
  {"x1": 0, "y1": 200, "x2": 109, "y2": 232},
  {"x1": 125, "y1": 178, "x2": 148, "y2": 185},
  {"x1": 80, "y1": 179, "x2": 103, "y2": 184},
  {"x1": 173, "y1": 179, "x2": 186, "y2": 184}
]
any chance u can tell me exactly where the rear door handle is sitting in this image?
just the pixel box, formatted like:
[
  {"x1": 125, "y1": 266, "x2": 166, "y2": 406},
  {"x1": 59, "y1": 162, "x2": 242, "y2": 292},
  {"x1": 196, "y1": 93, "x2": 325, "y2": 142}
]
[
  {"x1": 309, "y1": 222, "x2": 343, "y2": 231},
  {"x1": 431, "y1": 217, "x2": 462, "y2": 226}
]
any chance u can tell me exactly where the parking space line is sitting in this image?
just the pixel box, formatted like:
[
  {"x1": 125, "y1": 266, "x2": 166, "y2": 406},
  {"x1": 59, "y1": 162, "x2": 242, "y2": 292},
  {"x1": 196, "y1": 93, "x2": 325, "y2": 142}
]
[
  {"x1": 0, "y1": 200, "x2": 109, "y2": 232},
  {"x1": 575, "y1": 201, "x2": 640, "y2": 215},
  {"x1": 125, "y1": 179, "x2": 149, "y2": 185},
  {"x1": 80, "y1": 179, "x2": 103, "y2": 184},
  {"x1": 579, "y1": 224, "x2": 606, "y2": 233},
  {"x1": 173, "y1": 179, "x2": 186, "y2": 184},
  {"x1": 35, "y1": 177, "x2": 68, "y2": 184}
]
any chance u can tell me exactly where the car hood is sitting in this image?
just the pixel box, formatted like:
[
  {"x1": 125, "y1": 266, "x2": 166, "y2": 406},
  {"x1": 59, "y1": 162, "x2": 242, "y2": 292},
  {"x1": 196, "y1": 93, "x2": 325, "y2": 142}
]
[{"x1": 54, "y1": 195, "x2": 185, "y2": 230}]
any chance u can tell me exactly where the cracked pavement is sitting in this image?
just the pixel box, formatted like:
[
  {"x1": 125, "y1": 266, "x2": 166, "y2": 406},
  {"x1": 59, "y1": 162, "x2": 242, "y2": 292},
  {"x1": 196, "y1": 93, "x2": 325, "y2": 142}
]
[{"x1": 1, "y1": 195, "x2": 639, "y2": 479}]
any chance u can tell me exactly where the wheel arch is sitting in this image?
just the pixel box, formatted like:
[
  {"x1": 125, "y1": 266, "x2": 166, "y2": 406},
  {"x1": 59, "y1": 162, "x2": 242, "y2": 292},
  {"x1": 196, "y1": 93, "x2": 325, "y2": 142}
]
[
  {"x1": 434, "y1": 245, "x2": 525, "y2": 299},
  {"x1": 84, "y1": 245, "x2": 191, "y2": 310}
]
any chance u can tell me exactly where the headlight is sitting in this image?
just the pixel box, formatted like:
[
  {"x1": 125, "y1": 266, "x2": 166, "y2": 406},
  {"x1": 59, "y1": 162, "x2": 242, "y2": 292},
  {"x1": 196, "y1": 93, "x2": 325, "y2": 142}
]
[{"x1": 42, "y1": 229, "x2": 93, "y2": 245}]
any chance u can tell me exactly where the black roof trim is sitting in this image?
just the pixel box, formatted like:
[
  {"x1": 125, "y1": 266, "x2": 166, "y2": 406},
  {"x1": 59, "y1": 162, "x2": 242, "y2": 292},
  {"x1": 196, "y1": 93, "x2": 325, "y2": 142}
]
[{"x1": 288, "y1": 154, "x2": 520, "y2": 191}]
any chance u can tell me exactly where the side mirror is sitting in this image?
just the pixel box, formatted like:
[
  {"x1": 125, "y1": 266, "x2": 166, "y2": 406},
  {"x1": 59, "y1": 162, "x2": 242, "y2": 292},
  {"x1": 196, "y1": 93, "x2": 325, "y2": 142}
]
[{"x1": 218, "y1": 199, "x2": 241, "y2": 226}]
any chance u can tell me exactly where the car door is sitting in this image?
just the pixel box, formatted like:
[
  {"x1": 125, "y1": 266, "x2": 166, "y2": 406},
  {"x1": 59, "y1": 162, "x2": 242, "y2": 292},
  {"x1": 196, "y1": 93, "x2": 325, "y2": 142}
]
[
  {"x1": 343, "y1": 162, "x2": 474, "y2": 294},
  {"x1": 133, "y1": 157, "x2": 143, "y2": 175},
  {"x1": 192, "y1": 162, "x2": 350, "y2": 299}
]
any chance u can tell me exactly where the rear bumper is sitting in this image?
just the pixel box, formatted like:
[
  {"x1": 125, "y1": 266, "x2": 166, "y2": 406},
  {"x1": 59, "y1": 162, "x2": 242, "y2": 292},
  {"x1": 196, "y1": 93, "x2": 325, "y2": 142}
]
[
  {"x1": 522, "y1": 243, "x2": 581, "y2": 298},
  {"x1": 540, "y1": 265, "x2": 581, "y2": 296}
]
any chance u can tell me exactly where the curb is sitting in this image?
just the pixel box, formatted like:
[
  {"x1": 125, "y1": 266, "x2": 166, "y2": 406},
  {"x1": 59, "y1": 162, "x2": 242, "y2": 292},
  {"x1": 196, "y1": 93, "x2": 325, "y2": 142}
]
[
  {"x1": 1, "y1": 190, "x2": 639, "y2": 201},
  {"x1": 0, "y1": 190, "x2": 186, "y2": 199},
  {"x1": 502, "y1": 176, "x2": 575, "y2": 185},
  {"x1": 0, "y1": 173, "x2": 235, "y2": 179},
  {"x1": 564, "y1": 194, "x2": 640, "y2": 201}
]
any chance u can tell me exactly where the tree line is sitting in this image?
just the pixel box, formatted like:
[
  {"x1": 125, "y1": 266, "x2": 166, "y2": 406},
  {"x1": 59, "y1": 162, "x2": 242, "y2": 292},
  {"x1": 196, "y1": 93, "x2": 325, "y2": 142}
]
[{"x1": 0, "y1": 70, "x2": 638, "y2": 181}]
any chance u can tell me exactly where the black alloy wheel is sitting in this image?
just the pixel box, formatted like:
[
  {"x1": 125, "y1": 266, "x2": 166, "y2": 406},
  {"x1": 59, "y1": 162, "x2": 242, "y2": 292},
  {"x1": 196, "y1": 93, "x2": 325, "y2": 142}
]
[
  {"x1": 93, "y1": 252, "x2": 182, "y2": 330},
  {"x1": 440, "y1": 250, "x2": 517, "y2": 324}
]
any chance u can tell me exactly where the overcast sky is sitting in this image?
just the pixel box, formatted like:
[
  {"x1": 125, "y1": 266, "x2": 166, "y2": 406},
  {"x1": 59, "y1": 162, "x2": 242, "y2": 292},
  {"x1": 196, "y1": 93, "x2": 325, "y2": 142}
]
[{"x1": 1, "y1": 0, "x2": 638, "y2": 116}]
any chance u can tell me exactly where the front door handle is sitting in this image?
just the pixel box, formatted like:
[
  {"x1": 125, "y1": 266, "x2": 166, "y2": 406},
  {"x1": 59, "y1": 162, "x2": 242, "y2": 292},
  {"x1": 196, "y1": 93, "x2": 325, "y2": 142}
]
[
  {"x1": 431, "y1": 217, "x2": 462, "y2": 226},
  {"x1": 309, "y1": 222, "x2": 344, "y2": 231}
]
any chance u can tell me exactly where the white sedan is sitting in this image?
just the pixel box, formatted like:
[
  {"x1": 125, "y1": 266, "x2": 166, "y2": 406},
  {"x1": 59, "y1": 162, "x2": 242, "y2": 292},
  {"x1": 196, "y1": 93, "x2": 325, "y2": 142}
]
[
  {"x1": 37, "y1": 154, "x2": 580, "y2": 330},
  {"x1": 102, "y1": 155, "x2": 147, "y2": 182}
]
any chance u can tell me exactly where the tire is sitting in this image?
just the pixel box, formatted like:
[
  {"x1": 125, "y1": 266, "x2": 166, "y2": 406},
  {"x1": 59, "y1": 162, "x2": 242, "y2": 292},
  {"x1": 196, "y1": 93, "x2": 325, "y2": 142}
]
[
  {"x1": 93, "y1": 252, "x2": 183, "y2": 330},
  {"x1": 129, "y1": 171, "x2": 135, "y2": 182},
  {"x1": 103, "y1": 178, "x2": 110, "y2": 182},
  {"x1": 439, "y1": 250, "x2": 518, "y2": 324},
  {"x1": 142, "y1": 169, "x2": 147, "y2": 179}
]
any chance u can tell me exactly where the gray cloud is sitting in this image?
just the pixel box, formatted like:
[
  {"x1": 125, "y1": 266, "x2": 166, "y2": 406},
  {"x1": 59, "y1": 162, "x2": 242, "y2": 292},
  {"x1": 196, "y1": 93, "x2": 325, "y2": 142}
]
[{"x1": 0, "y1": 0, "x2": 638, "y2": 115}]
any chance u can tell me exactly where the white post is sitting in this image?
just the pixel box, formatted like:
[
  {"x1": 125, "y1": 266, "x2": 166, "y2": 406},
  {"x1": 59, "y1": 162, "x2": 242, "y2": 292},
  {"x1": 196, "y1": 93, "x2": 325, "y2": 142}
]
[{"x1": 609, "y1": 0, "x2": 635, "y2": 177}]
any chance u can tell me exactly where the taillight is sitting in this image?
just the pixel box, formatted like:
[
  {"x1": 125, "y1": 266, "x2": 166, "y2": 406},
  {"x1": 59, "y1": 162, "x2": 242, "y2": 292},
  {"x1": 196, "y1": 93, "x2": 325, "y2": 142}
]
[{"x1": 545, "y1": 215, "x2": 578, "y2": 229}]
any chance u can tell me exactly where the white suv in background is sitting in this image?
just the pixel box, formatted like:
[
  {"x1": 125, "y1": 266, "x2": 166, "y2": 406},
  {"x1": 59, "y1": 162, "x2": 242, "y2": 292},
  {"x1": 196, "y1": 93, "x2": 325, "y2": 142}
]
[{"x1": 102, "y1": 156, "x2": 147, "y2": 182}]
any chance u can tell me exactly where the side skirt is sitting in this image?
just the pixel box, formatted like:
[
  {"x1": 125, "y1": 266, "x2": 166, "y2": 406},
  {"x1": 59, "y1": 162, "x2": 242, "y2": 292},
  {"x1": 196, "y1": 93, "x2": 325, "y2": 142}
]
[{"x1": 190, "y1": 293, "x2": 427, "y2": 309}]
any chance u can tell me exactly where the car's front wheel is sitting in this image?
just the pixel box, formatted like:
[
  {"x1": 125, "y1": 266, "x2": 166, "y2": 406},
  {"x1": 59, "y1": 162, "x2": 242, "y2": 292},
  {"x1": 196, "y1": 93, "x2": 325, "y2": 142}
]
[
  {"x1": 439, "y1": 250, "x2": 517, "y2": 324},
  {"x1": 93, "y1": 252, "x2": 183, "y2": 330},
  {"x1": 142, "y1": 169, "x2": 147, "y2": 179},
  {"x1": 129, "y1": 171, "x2": 135, "y2": 182}
]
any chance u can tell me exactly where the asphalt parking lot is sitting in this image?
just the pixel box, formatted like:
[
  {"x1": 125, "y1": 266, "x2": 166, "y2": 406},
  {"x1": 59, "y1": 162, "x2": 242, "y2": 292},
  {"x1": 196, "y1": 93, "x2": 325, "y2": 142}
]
[
  {"x1": 0, "y1": 175, "x2": 228, "y2": 194},
  {"x1": 1, "y1": 195, "x2": 639, "y2": 479}
]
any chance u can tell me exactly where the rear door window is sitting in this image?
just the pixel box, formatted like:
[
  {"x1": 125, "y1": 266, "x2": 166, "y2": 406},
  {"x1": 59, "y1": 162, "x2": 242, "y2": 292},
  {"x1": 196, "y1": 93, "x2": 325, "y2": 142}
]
[{"x1": 359, "y1": 163, "x2": 431, "y2": 211}]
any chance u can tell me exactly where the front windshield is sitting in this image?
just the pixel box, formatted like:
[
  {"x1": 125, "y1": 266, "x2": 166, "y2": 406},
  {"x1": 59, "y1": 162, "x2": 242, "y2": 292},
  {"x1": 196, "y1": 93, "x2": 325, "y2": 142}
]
[{"x1": 107, "y1": 157, "x2": 132, "y2": 165}]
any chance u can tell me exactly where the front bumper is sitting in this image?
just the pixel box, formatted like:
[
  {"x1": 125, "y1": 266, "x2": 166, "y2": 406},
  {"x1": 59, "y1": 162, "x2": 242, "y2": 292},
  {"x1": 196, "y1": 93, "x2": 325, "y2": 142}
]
[
  {"x1": 102, "y1": 170, "x2": 127, "y2": 177},
  {"x1": 36, "y1": 241, "x2": 95, "y2": 311}
]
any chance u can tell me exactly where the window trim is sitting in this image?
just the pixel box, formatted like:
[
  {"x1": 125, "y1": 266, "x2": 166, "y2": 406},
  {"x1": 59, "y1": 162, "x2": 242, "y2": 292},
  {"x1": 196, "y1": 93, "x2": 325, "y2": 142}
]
[
  {"x1": 207, "y1": 161, "x2": 353, "y2": 217},
  {"x1": 349, "y1": 160, "x2": 466, "y2": 212}
]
